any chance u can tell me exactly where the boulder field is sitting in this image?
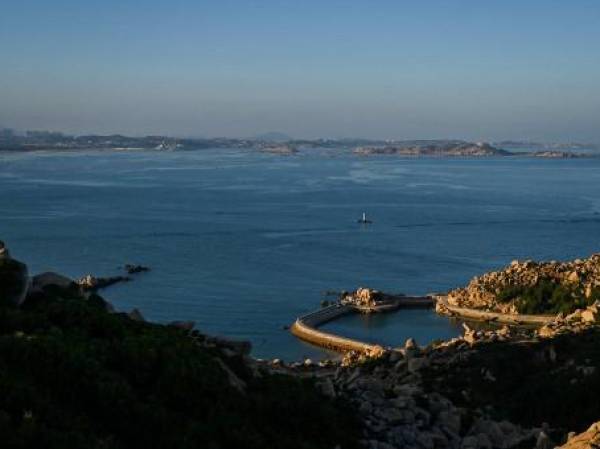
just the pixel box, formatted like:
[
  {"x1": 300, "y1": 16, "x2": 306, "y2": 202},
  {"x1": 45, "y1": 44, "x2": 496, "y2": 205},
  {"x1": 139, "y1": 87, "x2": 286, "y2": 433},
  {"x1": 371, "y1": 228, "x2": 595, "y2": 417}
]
[{"x1": 445, "y1": 255, "x2": 600, "y2": 315}]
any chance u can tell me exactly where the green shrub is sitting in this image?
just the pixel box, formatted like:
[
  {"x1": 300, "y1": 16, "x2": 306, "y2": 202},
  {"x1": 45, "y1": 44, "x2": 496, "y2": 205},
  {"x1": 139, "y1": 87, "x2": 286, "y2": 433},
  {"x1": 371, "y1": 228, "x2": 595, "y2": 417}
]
[
  {"x1": 497, "y1": 279, "x2": 596, "y2": 315},
  {"x1": 496, "y1": 285, "x2": 525, "y2": 303}
]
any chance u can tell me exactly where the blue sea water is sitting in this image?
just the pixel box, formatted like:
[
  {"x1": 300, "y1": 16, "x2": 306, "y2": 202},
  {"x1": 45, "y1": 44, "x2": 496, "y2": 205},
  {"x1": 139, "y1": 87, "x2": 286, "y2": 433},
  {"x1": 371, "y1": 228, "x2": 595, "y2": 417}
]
[{"x1": 2, "y1": 148, "x2": 600, "y2": 360}]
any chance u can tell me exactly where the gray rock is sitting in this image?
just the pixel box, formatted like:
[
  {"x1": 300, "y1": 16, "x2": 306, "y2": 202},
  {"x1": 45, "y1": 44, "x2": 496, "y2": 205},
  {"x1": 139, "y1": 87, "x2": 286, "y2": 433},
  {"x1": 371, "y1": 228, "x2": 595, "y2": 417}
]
[
  {"x1": 437, "y1": 410, "x2": 461, "y2": 436},
  {"x1": 376, "y1": 407, "x2": 415, "y2": 425},
  {"x1": 469, "y1": 419, "x2": 506, "y2": 447},
  {"x1": 408, "y1": 357, "x2": 430, "y2": 373},
  {"x1": 416, "y1": 432, "x2": 435, "y2": 449},
  {"x1": 31, "y1": 272, "x2": 74, "y2": 292},
  {"x1": 317, "y1": 377, "x2": 336, "y2": 398},
  {"x1": 535, "y1": 431, "x2": 554, "y2": 449},
  {"x1": 359, "y1": 400, "x2": 373, "y2": 415},
  {"x1": 168, "y1": 320, "x2": 195, "y2": 331},
  {"x1": 388, "y1": 351, "x2": 402, "y2": 363},
  {"x1": 405, "y1": 337, "x2": 417, "y2": 349},
  {"x1": 0, "y1": 240, "x2": 10, "y2": 259},
  {"x1": 394, "y1": 360, "x2": 408, "y2": 372},
  {"x1": 128, "y1": 308, "x2": 145, "y2": 321},
  {"x1": 390, "y1": 396, "x2": 414, "y2": 409},
  {"x1": 460, "y1": 435, "x2": 478, "y2": 449}
]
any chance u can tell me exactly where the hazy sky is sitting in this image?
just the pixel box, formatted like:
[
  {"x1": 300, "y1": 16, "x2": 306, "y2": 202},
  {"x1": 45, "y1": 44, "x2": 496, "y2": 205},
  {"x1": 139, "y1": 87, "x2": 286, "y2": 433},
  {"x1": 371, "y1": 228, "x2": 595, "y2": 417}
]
[{"x1": 1, "y1": 0, "x2": 599, "y2": 141}]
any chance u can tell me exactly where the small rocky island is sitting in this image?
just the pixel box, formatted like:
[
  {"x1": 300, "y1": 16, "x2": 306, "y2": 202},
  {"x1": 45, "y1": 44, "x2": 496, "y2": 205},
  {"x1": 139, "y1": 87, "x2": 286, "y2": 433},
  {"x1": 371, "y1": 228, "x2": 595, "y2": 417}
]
[
  {"x1": 3, "y1": 239, "x2": 600, "y2": 449},
  {"x1": 355, "y1": 141, "x2": 511, "y2": 157},
  {"x1": 354, "y1": 141, "x2": 591, "y2": 158}
]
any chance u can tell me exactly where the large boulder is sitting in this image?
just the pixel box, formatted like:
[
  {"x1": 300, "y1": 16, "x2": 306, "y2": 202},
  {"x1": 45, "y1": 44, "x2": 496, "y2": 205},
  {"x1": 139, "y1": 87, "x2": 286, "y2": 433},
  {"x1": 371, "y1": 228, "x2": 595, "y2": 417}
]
[
  {"x1": 0, "y1": 240, "x2": 11, "y2": 260},
  {"x1": 0, "y1": 241, "x2": 29, "y2": 306},
  {"x1": 30, "y1": 272, "x2": 75, "y2": 293}
]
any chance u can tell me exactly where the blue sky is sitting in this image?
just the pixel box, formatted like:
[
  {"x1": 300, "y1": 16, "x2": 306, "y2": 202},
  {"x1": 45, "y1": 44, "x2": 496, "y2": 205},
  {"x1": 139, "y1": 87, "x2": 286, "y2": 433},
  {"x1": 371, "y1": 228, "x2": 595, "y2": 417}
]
[{"x1": 1, "y1": 0, "x2": 599, "y2": 140}]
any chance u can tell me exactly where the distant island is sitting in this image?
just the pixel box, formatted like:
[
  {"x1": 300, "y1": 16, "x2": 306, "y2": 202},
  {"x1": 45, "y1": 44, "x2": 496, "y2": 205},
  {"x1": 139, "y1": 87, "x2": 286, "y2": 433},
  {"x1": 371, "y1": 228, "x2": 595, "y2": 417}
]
[
  {"x1": 0, "y1": 128, "x2": 597, "y2": 159},
  {"x1": 354, "y1": 141, "x2": 511, "y2": 157},
  {"x1": 494, "y1": 140, "x2": 600, "y2": 151},
  {"x1": 354, "y1": 141, "x2": 592, "y2": 158}
]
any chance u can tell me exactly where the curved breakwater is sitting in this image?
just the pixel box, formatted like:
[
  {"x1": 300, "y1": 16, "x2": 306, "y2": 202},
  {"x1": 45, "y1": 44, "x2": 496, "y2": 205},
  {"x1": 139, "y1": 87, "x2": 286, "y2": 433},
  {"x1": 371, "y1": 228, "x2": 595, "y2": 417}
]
[
  {"x1": 290, "y1": 297, "x2": 434, "y2": 353},
  {"x1": 290, "y1": 295, "x2": 557, "y2": 354}
]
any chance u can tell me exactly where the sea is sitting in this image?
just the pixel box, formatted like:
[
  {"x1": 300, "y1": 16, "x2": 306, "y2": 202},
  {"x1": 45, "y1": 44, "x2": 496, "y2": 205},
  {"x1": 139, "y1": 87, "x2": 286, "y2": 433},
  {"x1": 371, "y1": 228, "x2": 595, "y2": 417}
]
[{"x1": 2, "y1": 147, "x2": 600, "y2": 360}]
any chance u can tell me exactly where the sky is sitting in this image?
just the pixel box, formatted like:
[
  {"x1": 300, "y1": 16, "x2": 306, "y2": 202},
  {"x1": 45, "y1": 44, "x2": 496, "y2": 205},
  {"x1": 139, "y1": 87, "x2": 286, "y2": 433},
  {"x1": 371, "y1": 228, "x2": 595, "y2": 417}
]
[{"x1": 1, "y1": 0, "x2": 599, "y2": 141}]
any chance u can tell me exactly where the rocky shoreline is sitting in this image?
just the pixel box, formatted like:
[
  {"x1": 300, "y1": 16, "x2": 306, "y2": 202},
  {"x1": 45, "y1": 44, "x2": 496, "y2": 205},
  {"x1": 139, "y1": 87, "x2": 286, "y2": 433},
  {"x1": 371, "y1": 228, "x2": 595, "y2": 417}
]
[{"x1": 3, "y1": 240, "x2": 600, "y2": 448}]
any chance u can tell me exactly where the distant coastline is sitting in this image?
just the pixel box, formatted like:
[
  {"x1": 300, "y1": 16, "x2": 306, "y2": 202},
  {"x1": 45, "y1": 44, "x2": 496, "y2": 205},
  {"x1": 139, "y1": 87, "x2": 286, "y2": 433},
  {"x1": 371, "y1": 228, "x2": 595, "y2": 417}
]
[{"x1": 1, "y1": 129, "x2": 598, "y2": 158}]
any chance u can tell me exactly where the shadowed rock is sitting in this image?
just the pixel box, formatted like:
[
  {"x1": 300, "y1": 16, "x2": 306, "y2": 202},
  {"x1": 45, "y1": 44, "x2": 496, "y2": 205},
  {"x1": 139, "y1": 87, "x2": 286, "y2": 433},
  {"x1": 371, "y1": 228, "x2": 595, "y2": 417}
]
[{"x1": 0, "y1": 241, "x2": 29, "y2": 306}]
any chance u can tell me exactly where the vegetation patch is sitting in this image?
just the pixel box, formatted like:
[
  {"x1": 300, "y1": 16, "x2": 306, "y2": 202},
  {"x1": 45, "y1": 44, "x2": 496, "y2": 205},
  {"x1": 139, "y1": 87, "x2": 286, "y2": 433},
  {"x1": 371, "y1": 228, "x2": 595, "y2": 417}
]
[
  {"x1": 422, "y1": 329, "x2": 600, "y2": 440},
  {"x1": 0, "y1": 289, "x2": 361, "y2": 449},
  {"x1": 497, "y1": 278, "x2": 600, "y2": 314}
]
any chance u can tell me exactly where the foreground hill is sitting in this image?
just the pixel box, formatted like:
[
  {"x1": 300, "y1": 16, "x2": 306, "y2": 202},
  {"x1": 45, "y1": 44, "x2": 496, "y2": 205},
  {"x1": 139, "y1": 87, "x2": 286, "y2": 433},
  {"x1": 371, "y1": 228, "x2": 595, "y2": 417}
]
[
  {"x1": 5, "y1": 241, "x2": 600, "y2": 449},
  {"x1": 0, "y1": 244, "x2": 360, "y2": 449}
]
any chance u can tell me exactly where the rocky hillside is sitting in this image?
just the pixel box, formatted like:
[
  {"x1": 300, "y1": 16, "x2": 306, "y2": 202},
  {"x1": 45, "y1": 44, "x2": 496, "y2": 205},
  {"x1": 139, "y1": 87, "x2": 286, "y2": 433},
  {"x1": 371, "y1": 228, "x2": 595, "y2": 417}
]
[
  {"x1": 6, "y1": 240, "x2": 600, "y2": 449},
  {"x1": 446, "y1": 255, "x2": 600, "y2": 315},
  {"x1": 0, "y1": 242, "x2": 361, "y2": 449}
]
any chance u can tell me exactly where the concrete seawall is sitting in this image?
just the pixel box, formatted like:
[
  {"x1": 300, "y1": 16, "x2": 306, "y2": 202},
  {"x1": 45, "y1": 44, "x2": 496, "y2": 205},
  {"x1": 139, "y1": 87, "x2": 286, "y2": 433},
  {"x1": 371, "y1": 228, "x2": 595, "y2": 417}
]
[
  {"x1": 290, "y1": 295, "x2": 556, "y2": 354},
  {"x1": 435, "y1": 295, "x2": 555, "y2": 325},
  {"x1": 290, "y1": 304, "x2": 383, "y2": 353},
  {"x1": 291, "y1": 297, "x2": 434, "y2": 353}
]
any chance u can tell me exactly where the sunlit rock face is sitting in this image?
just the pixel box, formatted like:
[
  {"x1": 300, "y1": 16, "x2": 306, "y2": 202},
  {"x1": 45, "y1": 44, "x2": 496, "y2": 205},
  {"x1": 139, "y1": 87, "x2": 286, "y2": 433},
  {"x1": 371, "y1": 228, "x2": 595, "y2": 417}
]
[
  {"x1": 446, "y1": 255, "x2": 600, "y2": 314},
  {"x1": 558, "y1": 421, "x2": 600, "y2": 449}
]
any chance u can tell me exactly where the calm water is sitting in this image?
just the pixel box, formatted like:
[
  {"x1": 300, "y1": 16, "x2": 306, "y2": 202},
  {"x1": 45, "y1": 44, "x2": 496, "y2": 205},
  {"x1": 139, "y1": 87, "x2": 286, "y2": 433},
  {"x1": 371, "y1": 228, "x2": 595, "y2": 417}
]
[{"x1": 2, "y1": 148, "x2": 600, "y2": 359}]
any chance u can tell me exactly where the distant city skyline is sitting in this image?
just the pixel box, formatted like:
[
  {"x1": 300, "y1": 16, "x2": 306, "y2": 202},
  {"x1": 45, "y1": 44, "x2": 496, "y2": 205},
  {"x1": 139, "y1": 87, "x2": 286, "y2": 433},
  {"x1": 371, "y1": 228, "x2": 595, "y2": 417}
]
[{"x1": 1, "y1": 0, "x2": 599, "y2": 142}]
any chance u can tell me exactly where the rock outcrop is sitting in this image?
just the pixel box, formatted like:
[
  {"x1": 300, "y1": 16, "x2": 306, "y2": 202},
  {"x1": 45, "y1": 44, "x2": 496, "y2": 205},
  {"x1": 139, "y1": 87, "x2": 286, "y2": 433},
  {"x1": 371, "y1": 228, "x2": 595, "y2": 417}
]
[
  {"x1": 558, "y1": 422, "x2": 600, "y2": 449},
  {"x1": 0, "y1": 240, "x2": 11, "y2": 260},
  {"x1": 295, "y1": 338, "x2": 543, "y2": 449},
  {"x1": 124, "y1": 264, "x2": 150, "y2": 274},
  {"x1": 77, "y1": 274, "x2": 131, "y2": 291},
  {"x1": 342, "y1": 288, "x2": 385, "y2": 308},
  {"x1": 0, "y1": 241, "x2": 29, "y2": 306},
  {"x1": 537, "y1": 301, "x2": 600, "y2": 338},
  {"x1": 29, "y1": 272, "x2": 76, "y2": 297},
  {"x1": 446, "y1": 255, "x2": 600, "y2": 314}
]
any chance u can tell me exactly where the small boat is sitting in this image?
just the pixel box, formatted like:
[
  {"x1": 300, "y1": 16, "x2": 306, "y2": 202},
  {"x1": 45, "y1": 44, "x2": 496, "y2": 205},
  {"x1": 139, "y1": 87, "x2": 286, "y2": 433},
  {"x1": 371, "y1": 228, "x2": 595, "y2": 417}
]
[{"x1": 357, "y1": 212, "x2": 372, "y2": 224}]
